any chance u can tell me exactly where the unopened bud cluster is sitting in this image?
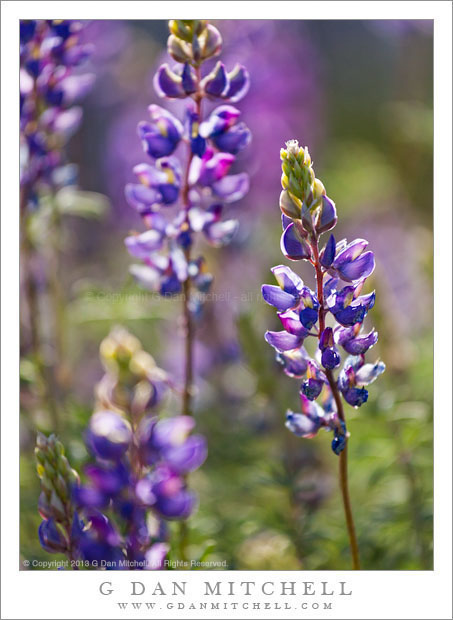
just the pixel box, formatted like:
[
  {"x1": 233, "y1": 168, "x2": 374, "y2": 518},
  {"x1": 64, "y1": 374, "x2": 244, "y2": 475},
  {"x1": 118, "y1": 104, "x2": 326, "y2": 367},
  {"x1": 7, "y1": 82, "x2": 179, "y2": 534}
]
[{"x1": 36, "y1": 432, "x2": 81, "y2": 556}]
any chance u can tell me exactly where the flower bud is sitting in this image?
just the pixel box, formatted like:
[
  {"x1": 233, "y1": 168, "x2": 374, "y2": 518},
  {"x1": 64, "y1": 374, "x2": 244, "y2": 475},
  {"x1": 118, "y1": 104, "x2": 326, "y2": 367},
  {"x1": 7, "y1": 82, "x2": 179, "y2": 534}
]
[
  {"x1": 224, "y1": 64, "x2": 249, "y2": 102},
  {"x1": 279, "y1": 190, "x2": 301, "y2": 219},
  {"x1": 169, "y1": 20, "x2": 193, "y2": 42},
  {"x1": 167, "y1": 34, "x2": 192, "y2": 64},
  {"x1": 50, "y1": 490, "x2": 67, "y2": 521},
  {"x1": 199, "y1": 24, "x2": 222, "y2": 59},
  {"x1": 316, "y1": 196, "x2": 337, "y2": 234},
  {"x1": 38, "y1": 518, "x2": 68, "y2": 554},
  {"x1": 153, "y1": 64, "x2": 185, "y2": 99},
  {"x1": 201, "y1": 61, "x2": 227, "y2": 98}
]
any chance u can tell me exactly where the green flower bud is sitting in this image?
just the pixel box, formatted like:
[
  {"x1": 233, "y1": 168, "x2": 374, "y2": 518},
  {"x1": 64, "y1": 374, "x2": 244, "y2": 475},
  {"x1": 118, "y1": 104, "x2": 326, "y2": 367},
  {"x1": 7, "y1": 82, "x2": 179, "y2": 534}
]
[
  {"x1": 44, "y1": 460, "x2": 57, "y2": 480},
  {"x1": 58, "y1": 454, "x2": 70, "y2": 476},
  {"x1": 279, "y1": 190, "x2": 301, "y2": 219},
  {"x1": 55, "y1": 474, "x2": 68, "y2": 501},
  {"x1": 169, "y1": 20, "x2": 193, "y2": 42},
  {"x1": 100, "y1": 326, "x2": 141, "y2": 374},
  {"x1": 35, "y1": 433, "x2": 80, "y2": 527},
  {"x1": 280, "y1": 140, "x2": 329, "y2": 233},
  {"x1": 34, "y1": 447, "x2": 46, "y2": 465},
  {"x1": 50, "y1": 490, "x2": 66, "y2": 521}
]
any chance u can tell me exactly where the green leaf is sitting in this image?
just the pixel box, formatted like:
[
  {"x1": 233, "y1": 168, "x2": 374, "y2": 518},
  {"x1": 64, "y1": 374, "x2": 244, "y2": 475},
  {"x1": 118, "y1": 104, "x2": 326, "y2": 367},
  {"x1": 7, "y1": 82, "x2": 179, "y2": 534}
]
[{"x1": 55, "y1": 187, "x2": 109, "y2": 219}]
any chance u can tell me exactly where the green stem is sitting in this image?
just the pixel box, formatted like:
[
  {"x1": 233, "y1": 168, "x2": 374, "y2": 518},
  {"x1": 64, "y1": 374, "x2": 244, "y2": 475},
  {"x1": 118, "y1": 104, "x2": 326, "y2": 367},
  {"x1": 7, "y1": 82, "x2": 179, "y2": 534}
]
[
  {"x1": 178, "y1": 78, "x2": 203, "y2": 563},
  {"x1": 20, "y1": 186, "x2": 60, "y2": 432},
  {"x1": 311, "y1": 233, "x2": 361, "y2": 570}
]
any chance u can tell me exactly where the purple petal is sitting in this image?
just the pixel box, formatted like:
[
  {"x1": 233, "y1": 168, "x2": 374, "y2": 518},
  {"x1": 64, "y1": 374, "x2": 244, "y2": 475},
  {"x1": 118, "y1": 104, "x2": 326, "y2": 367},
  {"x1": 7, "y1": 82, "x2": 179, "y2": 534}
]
[
  {"x1": 202, "y1": 61, "x2": 227, "y2": 97},
  {"x1": 332, "y1": 305, "x2": 367, "y2": 327},
  {"x1": 212, "y1": 123, "x2": 251, "y2": 154},
  {"x1": 196, "y1": 150, "x2": 235, "y2": 186},
  {"x1": 125, "y1": 183, "x2": 161, "y2": 214},
  {"x1": 224, "y1": 64, "x2": 250, "y2": 102},
  {"x1": 285, "y1": 410, "x2": 321, "y2": 438},
  {"x1": 278, "y1": 311, "x2": 309, "y2": 338},
  {"x1": 155, "y1": 489, "x2": 196, "y2": 519},
  {"x1": 316, "y1": 195, "x2": 337, "y2": 233},
  {"x1": 342, "y1": 387, "x2": 369, "y2": 408},
  {"x1": 60, "y1": 73, "x2": 95, "y2": 104},
  {"x1": 281, "y1": 213, "x2": 293, "y2": 230},
  {"x1": 130, "y1": 264, "x2": 160, "y2": 291},
  {"x1": 261, "y1": 284, "x2": 297, "y2": 312},
  {"x1": 265, "y1": 330, "x2": 303, "y2": 352},
  {"x1": 336, "y1": 251, "x2": 375, "y2": 282},
  {"x1": 87, "y1": 411, "x2": 132, "y2": 461},
  {"x1": 300, "y1": 377, "x2": 324, "y2": 401},
  {"x1": 153, "y1": 416, "x2": 195, "y2": 448},
  {"x1": 181, "y1": 62, "x2": 197, "y2": 94},
  {"x1": 321, "y1": 347, "x2": 341, "y2": 370},
  {"x1": 212, "y1": 172, "x2": 249, "y2": 202},
  {"x1": 145, "y1": 543, "x2": 169, "y2": 570},
  {"x1": 320, "y1": 234, "x2": 336, "y2": 268},
  {"x1": 153, "y1": 64, "x2": 185, "y2": 98},
  {"x1": 38, "y1": 519, "x2": 67, "y2": 553},
  {"x1": 276, "y1": 347, "x2": 309, "y2": 378},
  {"x1": 133, "y1": 163, "x2": 165, "y2": 187},
  {"x1": 164, "y1": 435, "x2": 207, "y2": 474},
  {"x1": 319, "y1": 327, "x2": 334, "y2": 350},
  {"x1": 125, "y1": 230, "x2": 164, "y2": 258},
  {"x1": 271, "y1": 264, "x2": 303, "y2": 296},
  {"x1": 73, "y1": 485, "x2": 109, "y2": 509},
  {"x1": 84, "y1": 464, "x2": 128, "y2": 496},
  {"x1": 280, "y1": 222, "x2": 311, "y2": 261},
  {"x1": 339, "y1": 328, "x2": 378, "y2": 355},
  {"x1": 333, "y1": 239, "x2": 368, "y2": 268},
  {"x1": 204, "y1": 219, "x2": 239, "y2": 246},
  {"x1": 138, "y1": 124, "x2": 178, "y2": 159},
  {"x1": 355, "y1": 361, "x2": 386, "y2": 386},
  {"x1": 200, "y1": 105, "x2": 241, "y2": 137}
]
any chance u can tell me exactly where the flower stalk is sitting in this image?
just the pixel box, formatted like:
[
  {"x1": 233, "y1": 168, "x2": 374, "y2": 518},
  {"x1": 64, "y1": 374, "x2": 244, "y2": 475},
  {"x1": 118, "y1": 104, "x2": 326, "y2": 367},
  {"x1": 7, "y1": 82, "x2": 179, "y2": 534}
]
[
  {"x1": 310, "y1": 233, "x2": 361, "y2": 569},
  {"x1": 262, "y1": 140, "x2": 385, "y2": 569},
  {"x1": 20, "y1": 20, "x2": 95, "y2": 429},
  {"x1": 124, "y1": 19, "x2": 251, "y2": 562}
]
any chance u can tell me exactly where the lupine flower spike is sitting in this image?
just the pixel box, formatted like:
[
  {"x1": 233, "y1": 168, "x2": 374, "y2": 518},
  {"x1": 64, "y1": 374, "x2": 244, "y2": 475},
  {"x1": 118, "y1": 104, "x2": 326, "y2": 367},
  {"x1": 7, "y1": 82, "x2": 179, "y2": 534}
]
[
  {"x1": 262, "y1": 140, "x2": 385, "y2": 569},
  {"x1": 124, "y1": 19, "x2": 250, "y2": 413},
  {"x1": 36, "y1": 328, "x2": 207, "y2": 569},
  {"x1": 20, "y1": 20, "x2": 94, "y2": 202},
  {"x1": 124, "y1": 20, "x2": 250, "y2": 560},
  {"x1": 20, "y1": 20, "x2": 96, "y2": 429}
]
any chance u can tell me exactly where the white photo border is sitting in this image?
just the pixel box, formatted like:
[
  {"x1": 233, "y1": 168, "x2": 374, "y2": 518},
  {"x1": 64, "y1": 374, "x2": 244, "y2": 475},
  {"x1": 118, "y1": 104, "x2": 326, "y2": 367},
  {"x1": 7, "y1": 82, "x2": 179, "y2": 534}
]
[{"x1": 2, "y1": 2, "x2": 451, "y2": 619}]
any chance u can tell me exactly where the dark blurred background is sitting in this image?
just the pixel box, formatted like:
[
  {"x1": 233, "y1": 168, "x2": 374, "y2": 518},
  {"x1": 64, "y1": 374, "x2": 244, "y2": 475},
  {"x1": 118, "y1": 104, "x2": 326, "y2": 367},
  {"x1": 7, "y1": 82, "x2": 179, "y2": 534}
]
[{"x1": 21, "y1": 19, "x2": 433, "y2": 570}]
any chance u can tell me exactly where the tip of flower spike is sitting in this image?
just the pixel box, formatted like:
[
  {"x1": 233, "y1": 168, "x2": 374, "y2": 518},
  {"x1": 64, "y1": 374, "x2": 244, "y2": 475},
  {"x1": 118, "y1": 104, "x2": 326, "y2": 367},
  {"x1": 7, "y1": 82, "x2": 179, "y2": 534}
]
[{"x1": 285, "y1": 139, "x2": 299, "y2": 156}]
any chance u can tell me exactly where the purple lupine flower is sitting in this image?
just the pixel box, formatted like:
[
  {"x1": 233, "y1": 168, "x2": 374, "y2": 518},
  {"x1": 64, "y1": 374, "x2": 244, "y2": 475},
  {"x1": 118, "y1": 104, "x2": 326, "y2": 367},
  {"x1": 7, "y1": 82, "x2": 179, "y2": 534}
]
[
  {"x1": 138, "y1": 105, "x2": 183, "y2": 159},
  {"x1": 72, "y1": 328, "x2": 207, "y2": 567},
  {"x1": 125, "y1": 20, "x2": 250, "y2": 305},
  {"x1": 262, "y1": 140, "x2": 385, "y2": 455},
  {"x1": 20, "y1": 20, "x2": 94, "y2": 201}
]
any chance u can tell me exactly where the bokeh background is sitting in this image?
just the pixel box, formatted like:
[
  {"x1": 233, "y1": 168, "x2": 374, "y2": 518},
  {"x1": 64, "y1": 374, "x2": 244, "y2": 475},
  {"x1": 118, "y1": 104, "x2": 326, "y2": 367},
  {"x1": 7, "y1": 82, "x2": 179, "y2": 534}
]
[{"x1": 20, "y1": 19, "x2": 433, "y2": 570}]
